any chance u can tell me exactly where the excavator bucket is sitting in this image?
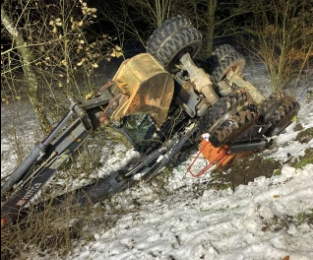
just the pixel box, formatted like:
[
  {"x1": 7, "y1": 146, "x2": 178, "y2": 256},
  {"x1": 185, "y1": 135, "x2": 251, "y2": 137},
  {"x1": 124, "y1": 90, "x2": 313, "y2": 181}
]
[{"x1": 111, "y1": 53, "x2": 174, "y2": 126}]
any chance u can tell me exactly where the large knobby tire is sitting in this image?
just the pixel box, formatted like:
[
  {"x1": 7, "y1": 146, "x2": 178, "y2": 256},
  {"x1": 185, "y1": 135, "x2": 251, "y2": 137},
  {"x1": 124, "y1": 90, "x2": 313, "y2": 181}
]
[
  {"x1": 209, "y1": 104, "x2": 260, "y2": 147},
  {"x1": 198, "y1": 89, "x2": 250, "y2": 133},
  {"x1": 146, "y1": 15, "x2": 192, "y2": 56},
  {"x1": 259, "y1": 91, "x2": 287, "y2": 121},
  {"x1": 211, "y1": 44, "x2": 236, "y2": 60},
  {"x1": 146, "y1": 15, "x2": 202, "y2": 72},
  {"x1": 206, "y1": 44, "x2": 237, "y2": 73},
  {"x1": 265, "y1": 96, "x2": 300, "y2": 137},
  {"x1": 210, "y1": 51, "x2": 246, "y2": 84}
]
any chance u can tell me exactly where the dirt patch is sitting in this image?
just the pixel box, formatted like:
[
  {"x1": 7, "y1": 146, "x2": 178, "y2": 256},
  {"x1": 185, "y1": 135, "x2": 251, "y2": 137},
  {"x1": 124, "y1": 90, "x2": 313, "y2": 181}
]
[
  {"x1": 295, "y1": 127, "x2": 313, "y2": 144},
  {"x1": 213, "y1": 153, "x2": 281, "y2": 187}
]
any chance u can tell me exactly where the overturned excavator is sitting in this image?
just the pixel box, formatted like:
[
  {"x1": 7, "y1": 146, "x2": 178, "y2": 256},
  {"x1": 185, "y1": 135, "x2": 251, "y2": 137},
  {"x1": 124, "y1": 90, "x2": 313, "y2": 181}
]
[{"x1": 1, "y1": 16, "x2": 300, "y2": 227}]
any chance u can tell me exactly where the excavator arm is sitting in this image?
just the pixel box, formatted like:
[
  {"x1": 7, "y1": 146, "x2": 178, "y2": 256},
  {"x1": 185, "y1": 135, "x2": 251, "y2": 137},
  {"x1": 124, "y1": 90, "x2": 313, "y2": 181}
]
[{"x1": 1, "y1": 85, "x2": 116, "y2": 227}]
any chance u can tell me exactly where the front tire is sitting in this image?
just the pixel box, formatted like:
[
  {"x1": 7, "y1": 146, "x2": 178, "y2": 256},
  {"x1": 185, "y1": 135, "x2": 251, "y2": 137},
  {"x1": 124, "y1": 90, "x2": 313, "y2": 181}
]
[
  {"x1": 210, "y1": 51, "x2": 246, "y2": 84},
  {"x1": 209, "y1": 103, "x2": 260, "y2": 146},
  {"x1": 198, "y1": 89, "x2": 250, "y2": 133},
  {"x1": 265, "y1": 96, "x2": 300, "y2": 136}
]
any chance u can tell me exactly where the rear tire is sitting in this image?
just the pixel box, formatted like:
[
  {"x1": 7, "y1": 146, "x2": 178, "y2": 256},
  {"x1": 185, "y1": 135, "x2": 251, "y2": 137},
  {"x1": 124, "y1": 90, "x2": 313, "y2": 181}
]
[
  {"x1": 265, "y1": 96, "x2": 300, "y2": 136},
  {"x1": 146, "y1": 15, "x2": 202, "y2": 72},
  {"x1": 209, "y1": 104, "x2": 260, "y2": 146},
  {"x1": 146, "y1": 15, "x2": 192, "y2": 56},
  {"x1": 198, "y1": 89, "x2": 250, "y2": 133}
]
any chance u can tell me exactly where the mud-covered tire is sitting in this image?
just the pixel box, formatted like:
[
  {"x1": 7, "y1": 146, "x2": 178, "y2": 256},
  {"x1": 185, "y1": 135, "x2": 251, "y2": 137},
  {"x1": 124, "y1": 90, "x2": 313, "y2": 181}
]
[
  {"x1": 259, "y1": 91, "x2": 287, "y2": 121},
  {"x1": 210, "y1": 51, "x2": 246, "y2": 84},
  {"x1": 198, "y1": 89, "x2": 250, "y2": 133},
  {"x1": 146, "y1": 15, "x2": 202, "y2": 71},
  {"x1": 265, "y1": 96, "x2": 300, "y2": 137},
  {"x1": 209, "y1": 104, "x2": 260, "y2": 147}
]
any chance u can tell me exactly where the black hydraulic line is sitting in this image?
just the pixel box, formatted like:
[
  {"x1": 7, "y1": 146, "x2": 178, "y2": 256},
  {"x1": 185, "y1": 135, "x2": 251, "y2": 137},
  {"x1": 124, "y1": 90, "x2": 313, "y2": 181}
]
[
  {"x1": 229, "y1": 140, "x2": 268, "y2": 154},
  {"x1": 1, "y1": 111, "x2": 75, "y2": 194},
  {"x1": 125, "y1": 146, "x2": 168, "y2": 177},
  {"x1": 14, "y1": 127, "x2": 198, "y2": 220},
  {"x1": 144, "y1": 124, "x2": 198, "y2": 181},
  {"x1": 1, "y1": 120, "x2": 90, "y2": 226},
  {"x1": 42, "y1": 110, "x2": 75, "y2": 147}
]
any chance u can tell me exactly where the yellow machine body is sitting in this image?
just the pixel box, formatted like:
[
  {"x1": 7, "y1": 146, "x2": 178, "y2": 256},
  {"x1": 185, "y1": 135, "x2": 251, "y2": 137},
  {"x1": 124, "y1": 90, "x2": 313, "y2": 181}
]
[{"x1": 111, "y1": 53, "x2": 174, "y2": 126}]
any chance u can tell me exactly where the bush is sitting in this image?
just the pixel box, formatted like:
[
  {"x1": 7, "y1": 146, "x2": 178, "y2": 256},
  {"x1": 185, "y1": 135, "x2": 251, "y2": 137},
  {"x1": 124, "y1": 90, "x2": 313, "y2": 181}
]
[
  {"x1": 243, "y1": 0, "x2": 313, "y2": 90},
  {"x1": 1, "y1": 0, "x2": 121, "y2": 129}
]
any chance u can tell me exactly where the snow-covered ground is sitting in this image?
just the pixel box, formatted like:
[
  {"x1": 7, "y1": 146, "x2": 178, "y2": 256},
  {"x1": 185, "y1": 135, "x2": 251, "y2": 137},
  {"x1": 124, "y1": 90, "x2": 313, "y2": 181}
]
[
  {"x1": 1, "y1": 63, "x2": 313, "y2": 260},
  {"x1": 70, "y1": 164, "x2": 313, "y2": 260}
]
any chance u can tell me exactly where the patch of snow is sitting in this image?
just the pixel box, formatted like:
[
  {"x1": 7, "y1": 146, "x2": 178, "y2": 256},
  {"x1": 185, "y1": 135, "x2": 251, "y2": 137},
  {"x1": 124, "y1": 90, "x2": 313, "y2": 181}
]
[
  {"x1": 65, "y1": 165, "x2": 312, "y2": 260},
  {"x1": 1, "y1": 62, "x2": 312, "y2": 260}
]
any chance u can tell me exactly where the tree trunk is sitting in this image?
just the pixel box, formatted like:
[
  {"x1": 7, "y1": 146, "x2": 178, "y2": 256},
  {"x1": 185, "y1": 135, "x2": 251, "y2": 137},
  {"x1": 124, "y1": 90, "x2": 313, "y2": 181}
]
[
  {"x1": 205, "y1": 0, "x2": 217, "y2": 56},
  {"x1": 1, "y1": 7, "x2": 51, "y2": 133}
]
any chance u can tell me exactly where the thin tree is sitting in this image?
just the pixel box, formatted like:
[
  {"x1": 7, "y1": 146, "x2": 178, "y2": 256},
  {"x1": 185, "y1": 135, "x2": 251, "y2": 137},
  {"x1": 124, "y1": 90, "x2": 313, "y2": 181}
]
[{"x1": 1, "y1": 6, "x2": 52, "y2": 133}]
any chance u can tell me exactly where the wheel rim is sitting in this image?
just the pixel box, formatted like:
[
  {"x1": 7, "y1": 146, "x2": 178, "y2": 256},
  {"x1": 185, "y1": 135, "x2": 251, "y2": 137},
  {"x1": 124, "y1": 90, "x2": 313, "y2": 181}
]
[
  {"x1": 165, "y1": 45, "x2": 199, "y2": 72},
  {"x1": 222, "y1": 61, "x2": 245, "y2": 80}
]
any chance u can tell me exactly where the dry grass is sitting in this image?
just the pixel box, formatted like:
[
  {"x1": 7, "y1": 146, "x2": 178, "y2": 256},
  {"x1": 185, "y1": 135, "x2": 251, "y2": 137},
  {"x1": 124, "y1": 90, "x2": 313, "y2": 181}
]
[
  {"x1": 1, "y1": 184, "x2": 147, "y2": 260},
  {"x1": 239, "y1": 0, "x2": 312, "y2": 90},
  {"x1": 1, "y1": 198, "x2": 84, "y2": 260},
  {"x1": 0, "y1": 123, "x2": 136, "y2": 259}
]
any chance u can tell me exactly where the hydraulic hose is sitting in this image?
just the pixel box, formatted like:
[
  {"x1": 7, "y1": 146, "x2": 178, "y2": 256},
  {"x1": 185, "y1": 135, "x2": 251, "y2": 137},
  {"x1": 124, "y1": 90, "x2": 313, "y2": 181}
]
[{"x1": 1, "y1": 146, "x2": 43, "y2": 194}]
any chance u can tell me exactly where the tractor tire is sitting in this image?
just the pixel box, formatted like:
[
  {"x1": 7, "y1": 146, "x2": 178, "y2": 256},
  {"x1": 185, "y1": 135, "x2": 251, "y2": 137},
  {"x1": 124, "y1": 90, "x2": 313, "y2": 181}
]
[
  {"x1": 210, "y1": 51, "x2": 246, "y2": 84},
  {"x1": 259, "y1": 91, "x2": 287, "y2": 121},
  {"x1": 198, "y1": 89, "x2": 250, "y2": 133},
  {"x1": 209, "y1": 103, "x2": 259, "y2": 147},
  {"x1": 146, "y1": 15, "x2": 202, "y2": 72},
  {"x1": 211, "y1": 44, "x2": 237, "y2": 60},
  {"x1": 146, "y1": 15, "x2": 192, "y2": 56},
  {"x1": 206, "y1": 44, "x2": 237, "y2": 73},
  {"x1": 265, "y1": 96, "x2": 300, "y2": 137}
]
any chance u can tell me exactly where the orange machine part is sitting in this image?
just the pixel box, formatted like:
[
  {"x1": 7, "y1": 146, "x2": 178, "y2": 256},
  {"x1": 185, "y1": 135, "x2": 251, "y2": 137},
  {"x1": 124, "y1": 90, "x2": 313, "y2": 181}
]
[
  {"x1": 188, "y1": 139, "x2": 234, "y2": 177},
  {"x1": 188, "y1": 138, "x2": 260, "y2": 177},
  {"x1": 200, "y1": 139, "x2": 236, "y2": 169}
]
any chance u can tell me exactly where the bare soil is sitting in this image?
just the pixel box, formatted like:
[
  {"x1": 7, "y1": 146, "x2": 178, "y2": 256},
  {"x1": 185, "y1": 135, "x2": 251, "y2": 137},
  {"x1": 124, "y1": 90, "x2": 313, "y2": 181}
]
[{"x1": 220, "y1": 154, "x2": 281, "y2": 187}]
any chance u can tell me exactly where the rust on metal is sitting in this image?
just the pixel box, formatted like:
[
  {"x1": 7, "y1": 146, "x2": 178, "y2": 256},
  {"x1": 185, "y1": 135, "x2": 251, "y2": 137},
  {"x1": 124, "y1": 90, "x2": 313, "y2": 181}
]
[{"x1": 111, "y1": 53, "x2": 174, "y2": 126}]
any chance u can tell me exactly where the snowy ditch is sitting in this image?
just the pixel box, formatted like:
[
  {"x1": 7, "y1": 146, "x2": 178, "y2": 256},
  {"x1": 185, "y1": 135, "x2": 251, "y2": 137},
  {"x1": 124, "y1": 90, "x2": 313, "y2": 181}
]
[{"x1": 1, "y1": 63, "x2": 313, "y2": 260}]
